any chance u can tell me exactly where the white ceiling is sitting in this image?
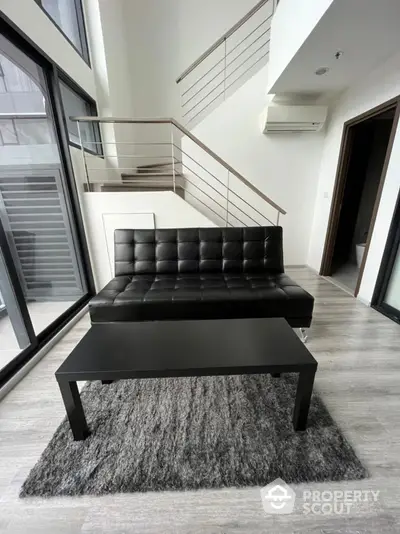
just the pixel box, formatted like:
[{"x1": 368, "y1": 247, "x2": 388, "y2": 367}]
[{"x1": 268, "y1": 0, "x2": 400, "y2": 97}]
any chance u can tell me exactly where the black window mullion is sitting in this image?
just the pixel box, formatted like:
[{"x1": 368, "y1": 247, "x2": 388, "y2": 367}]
[
  {"x1": 73, "y1": 0, "x2": 90, "y2": 66},
  {"x1": 50, "y1": 65, "x2": 96, "y2": 296},
  {"x1": 372, "y1": 190, "x2": 400, "y2": 324},
  {"x1": 58, "y1": 76, "x2": 103, "y2": 157},
  {"x1": 0, "y1": 221, "x2": 37, "y2": 346},
  {"x1": 34, "y1": 0, "x2": 90, "y2": 65}
]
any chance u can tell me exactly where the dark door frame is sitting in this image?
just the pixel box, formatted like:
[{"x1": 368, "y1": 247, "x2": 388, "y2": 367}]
[
  {"x1": 371, "y1": 190, "x2": 400, "y2": 324},
  {"x1": 319, "y1": 96, "x2": 400, "y2": 297}
]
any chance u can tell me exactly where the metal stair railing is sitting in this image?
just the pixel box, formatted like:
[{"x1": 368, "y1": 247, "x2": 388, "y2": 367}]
[
  {"x1": 71, "y1": 116, "x2": 286, "y2": 227},
  {"x1": 176, "y1": 0, "x2": 275, "y2": 126}
]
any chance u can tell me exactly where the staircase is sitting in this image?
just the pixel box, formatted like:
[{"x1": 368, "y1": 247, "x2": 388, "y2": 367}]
[
  {"x1": 74, "y1": 117, "x2": 285, "y2": 227},
  {"x1": 72, "y1": 1, "x2": 283, "y2": 228},
  {"x1": 176, "y1": 0, "x2": 274, "y2": 127},
  {"x1": 92, "y1": 163, "x2": 185, "y2": 198}
]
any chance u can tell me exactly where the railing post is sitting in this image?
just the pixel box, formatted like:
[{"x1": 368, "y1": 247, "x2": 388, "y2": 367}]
[
  {"x1": 77, "y1": 121, "x2": 90, "y2": 191},
  {"x1": 170, "y1": 123, "x2": 176, "y2": 193},
  {"x1": 226, "y1": 170, "x2": 230, "y2": 226},
  {"x1": 276, "y1": 211, "x2": 280, "y2": 226},
  {"x1": 223, "y1": 38, "x2": 227, "y2": 100}
]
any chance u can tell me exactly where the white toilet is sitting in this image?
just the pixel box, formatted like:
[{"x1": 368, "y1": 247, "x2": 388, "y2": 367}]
[{"x1": 356, "y1": 243, "x2": 366, "y2": 268}]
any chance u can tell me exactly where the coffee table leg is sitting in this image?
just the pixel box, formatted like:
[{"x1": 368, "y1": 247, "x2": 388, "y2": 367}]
[
  {"x1": 293, "y1": 369, "x2": 316, "y2": 431},
  {"x1": 58, "y1": 380, "x2": 90, "y2": 441}
]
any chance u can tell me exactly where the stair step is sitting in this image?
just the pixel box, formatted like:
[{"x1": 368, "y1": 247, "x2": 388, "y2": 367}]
[
  {"x1": 121, "y1": 172, "x2": 182, "y2": 179},
  {"x1": 136, "y1": 162, "x2": 182, "y2": 174},
  {"x1": 85, "y1": 182, "x2": 184, "y2": 197}
]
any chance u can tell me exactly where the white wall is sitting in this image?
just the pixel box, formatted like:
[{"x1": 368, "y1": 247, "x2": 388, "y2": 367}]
[
  {"x1": 83, "y1": 192, "x2": 215, "y2": 289},
  {"x1": 0, "y1": 0, "x2": 96, "y2": 97},
  {"x1": 308, "y1": 50, "x2": 400, "y2": 303},
  {"x1": 83, "y1": 0, "x2": 137, "y2": 173},
  {"x1": 122, "y1": 0, "x2": 179, "y2": 118},
  {"x1": 267, "y1": 0, "x2": 334, "y2": 92},
  {"x1": 183, "y1": 65, "x2": 325, "y2": 265},
  {"x1": 177, "y1": 0, "x2": 259, "y2": 73},
  {"x1": 122, "y1": 0, "x2": 259, "y2": 120}
]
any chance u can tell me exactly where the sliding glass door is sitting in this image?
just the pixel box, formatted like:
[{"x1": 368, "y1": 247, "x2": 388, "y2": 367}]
[
  {"x1": 0, "y1": 29, "x2": 92, "y2": 385},
  {"x1": 0, "y1": 240, "x2": 32, "y2": 370},
  {"x1": 384, "y1": 247, "x2": 400, "y2": 313},
  {"x1": 372, "y1": 193, "x2": 400, "y2": 323}
]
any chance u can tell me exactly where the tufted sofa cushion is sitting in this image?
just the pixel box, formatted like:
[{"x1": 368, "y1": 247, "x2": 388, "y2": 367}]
[
  {"x1": 114, "y1": 227, "x2": 284, "y2": 276},
  {"x1": 89, "y1": 226, "x2": 314, "y2": 327},
  {"x1": 89, "y1": 272, "x2": 314, "y2": 326}
]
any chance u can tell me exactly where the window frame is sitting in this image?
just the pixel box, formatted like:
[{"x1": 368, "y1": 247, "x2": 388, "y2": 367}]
[
  {"x1": 58, "y1": 72, "x2": 104, "y2": 157},
  {"x1": 34, "y1": 0, "x2": 90, "y2": 66},
  {"x1": 0, "y1": 64, "x2": 5, "y2": 92},
  {"x1": 0, "y1": 11, "x2": 96, "y2": 389}
]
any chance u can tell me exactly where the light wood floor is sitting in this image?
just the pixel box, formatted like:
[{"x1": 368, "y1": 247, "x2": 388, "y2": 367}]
[{"x1": 1, "y1": 267, "x2": 400, "y2": 533}]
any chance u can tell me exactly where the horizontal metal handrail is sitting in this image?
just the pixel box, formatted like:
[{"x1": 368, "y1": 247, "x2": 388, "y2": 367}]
[
  {"x1": 176, "y1": 0, "x2": 274, "y2": 126},
  {"x1": 71, "y1": 116, "x2": 286, "y2": 215},
  {"x1": 176, "y1": 0, "x2": 271, "y2": 84},
  {"x1": 183, "y1": 42, "x2": 270, "y2": 118},
  {"x1": 184, "y1": 189, "x2": 242, "y2": 227},
  {"x1": 180, "y1": 162, "x2": 259, "y2": 226},
  {"x1": 185, "y1": 50, "x2": 270, "y2": 123},
  {"x1": 85, "y1": 179, "x2": 247, "y2": 227},
  {"x1": 182, "y1": 30, "x2": 271, "y2": 110},
  {"x1": 181, "y1": 18, "x2": 271, "y2": 101},
  {"x1": 71, "y1": 118, "x2": 172, "y2": 124},
  {"x1": 171, "y1": 120, "x2": 285, "y2": 215},
  {"x1": 174, "y1": 145, "x2": 275, "y2": 225}
]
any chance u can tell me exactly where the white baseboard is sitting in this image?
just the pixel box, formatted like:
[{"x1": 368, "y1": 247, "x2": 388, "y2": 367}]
[{"x1": 357, "y1": 295, "x2": 371, "y2": 307}]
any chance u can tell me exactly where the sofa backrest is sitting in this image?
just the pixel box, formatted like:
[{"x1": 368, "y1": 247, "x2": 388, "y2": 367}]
[{"x1": 114, "y1": 227, "x2": 284, "y2": 276}]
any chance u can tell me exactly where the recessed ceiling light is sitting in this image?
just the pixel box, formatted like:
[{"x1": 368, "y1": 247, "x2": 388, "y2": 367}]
[{"x1": 315, "y1": 67, "x2": 330, "y2": 76}]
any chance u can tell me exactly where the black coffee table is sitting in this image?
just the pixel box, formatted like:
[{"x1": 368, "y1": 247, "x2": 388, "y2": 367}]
[{"x1": 56, "y1": 318, "x2": 318, "y2": 440}]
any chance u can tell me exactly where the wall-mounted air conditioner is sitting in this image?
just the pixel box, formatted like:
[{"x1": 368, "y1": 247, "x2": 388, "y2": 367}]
[{"x1": 261, "y1": 104, "x2": 327, "y2": 133}]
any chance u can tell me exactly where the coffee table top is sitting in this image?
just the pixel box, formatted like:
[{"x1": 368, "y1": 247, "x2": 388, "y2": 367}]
[{"x1": 56, "y1": 318, "x2": 317, "y2": 381}]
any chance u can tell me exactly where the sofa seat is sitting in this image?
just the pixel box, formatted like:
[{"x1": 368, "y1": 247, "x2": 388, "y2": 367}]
[{"x1": 89, "y1": 272, "x2": 314, "y2": 326}]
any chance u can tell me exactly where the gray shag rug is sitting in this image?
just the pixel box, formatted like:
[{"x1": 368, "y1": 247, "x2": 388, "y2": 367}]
[{"x1": 21, "y1": 374, "x2": 367, "y2": 497}]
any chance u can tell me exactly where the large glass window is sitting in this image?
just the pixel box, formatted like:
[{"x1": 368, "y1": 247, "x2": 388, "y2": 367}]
[
  {"x1": 0, "y1": 119, "x2": 18, "y2": 144},
  {"x1": 0, "y1": 33, "x2": 90, "y2": 380},
  {"x1": 0, "y1": 118, "x2": 55, "y2": 145},
  {"x1": 36, "y1": 0, "x2": 89, "y2": 63},
  {"x1": 0, "y1": 245, "x2": 32, "y2": 369},
  {"x1": 59, "y1": 81, "x2": 102, "y2": 155},
  {"x1": 384, "y1": 246, "x2": 400, "y2": 311}
]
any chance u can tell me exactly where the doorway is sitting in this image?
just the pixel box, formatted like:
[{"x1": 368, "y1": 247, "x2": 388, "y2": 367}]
[{"x1": 320, "y1": 100, "x2": 400, "y2": 296}]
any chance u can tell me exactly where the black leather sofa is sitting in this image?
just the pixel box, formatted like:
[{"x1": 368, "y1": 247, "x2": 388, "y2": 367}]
[{"x1": 89, "y1": 226, "x2": 314, "y2": 328}]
